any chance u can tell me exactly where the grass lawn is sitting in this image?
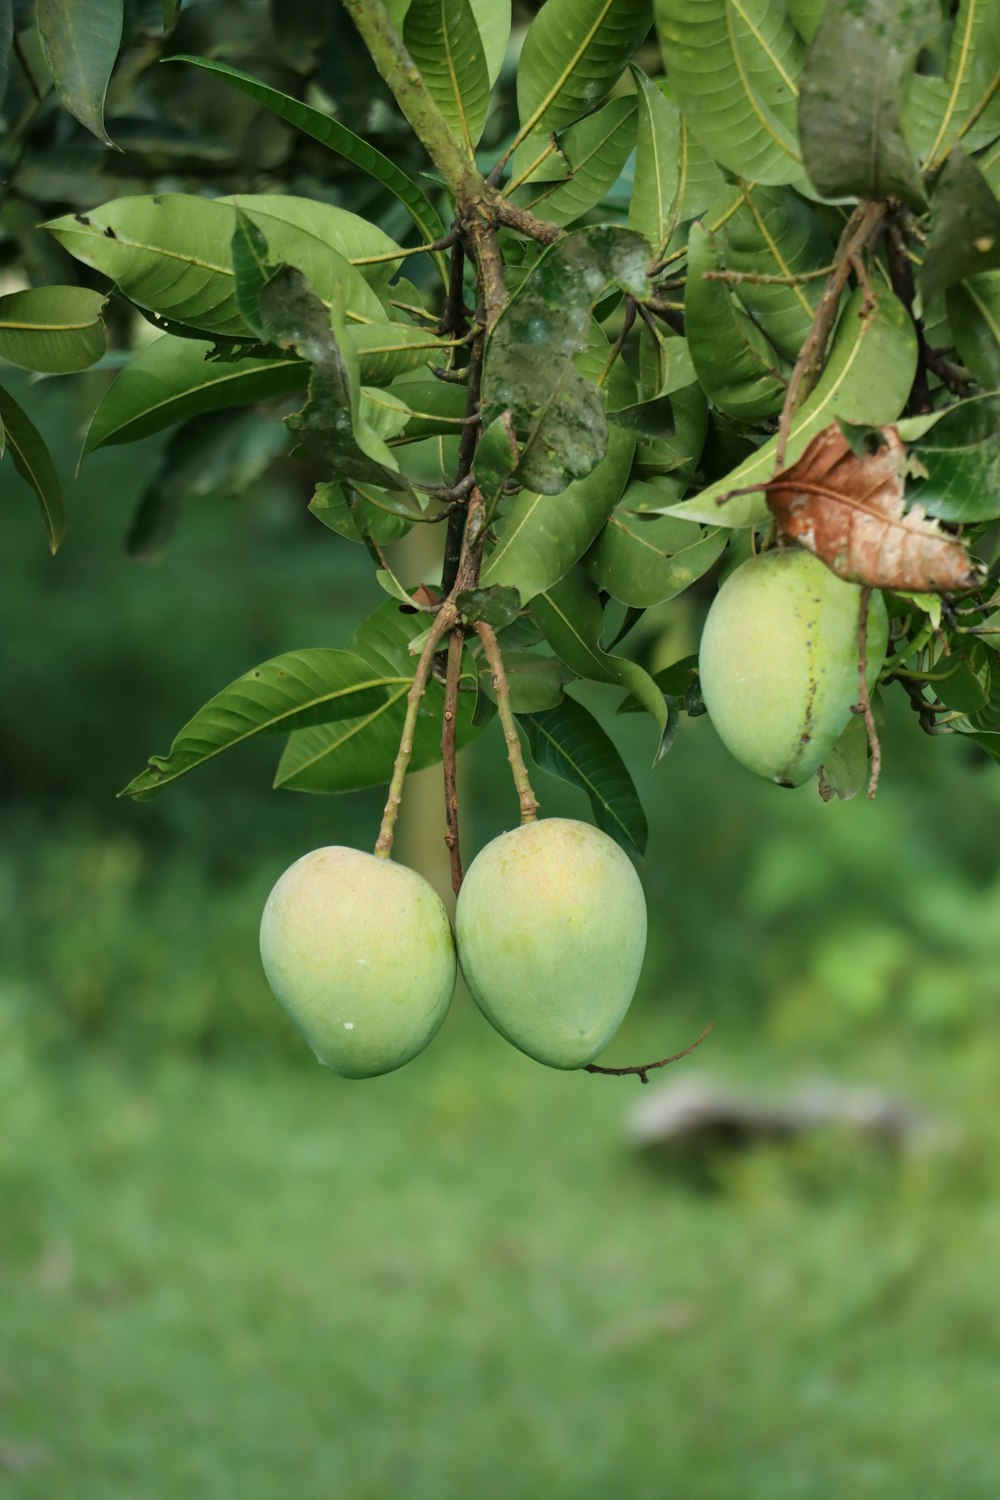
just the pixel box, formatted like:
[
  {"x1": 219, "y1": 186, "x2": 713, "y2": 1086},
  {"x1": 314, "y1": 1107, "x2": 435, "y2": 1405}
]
[{"x1": 3, "y1": 1003, "x2": 999, "y2": 1500}]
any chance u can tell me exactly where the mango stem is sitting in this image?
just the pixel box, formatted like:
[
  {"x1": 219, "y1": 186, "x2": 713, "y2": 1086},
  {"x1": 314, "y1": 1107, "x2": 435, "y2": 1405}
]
[{"x1": 474, "y1": 621, "x2": 539, "y2": 825}]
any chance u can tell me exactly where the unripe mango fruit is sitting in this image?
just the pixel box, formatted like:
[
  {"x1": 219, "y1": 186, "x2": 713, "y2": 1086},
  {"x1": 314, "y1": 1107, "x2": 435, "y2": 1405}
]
[
  {"x1": 455, "y1": 819, "x2": 647, "y2": 1069},
  {"x1": 259, "y1": 847, "x2": 455, "y2": 1078},
  {"x1": 698, "y1": 549, "x2": 888, "y2": 787}
]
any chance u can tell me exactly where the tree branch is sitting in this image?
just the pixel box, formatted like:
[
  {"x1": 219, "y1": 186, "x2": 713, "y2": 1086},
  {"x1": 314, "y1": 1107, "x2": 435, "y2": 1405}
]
[
  {"x1": 441, "y1": 627, "x2": 465, "y2": 894},
  {"x1": 584, "y1": 1024, "x2": 714, "y2": 1084}
]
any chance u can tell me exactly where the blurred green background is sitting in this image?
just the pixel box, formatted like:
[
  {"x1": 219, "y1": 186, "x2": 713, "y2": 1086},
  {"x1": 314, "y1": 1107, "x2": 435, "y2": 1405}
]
[{"x1": 3, "y1": 366, "x2": 1000, "y2": 1499}]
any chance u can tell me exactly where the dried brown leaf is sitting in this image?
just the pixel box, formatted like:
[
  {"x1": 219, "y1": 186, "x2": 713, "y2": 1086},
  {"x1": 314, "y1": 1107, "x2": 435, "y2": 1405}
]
[{"x1": 762, "y1": 423, "x2": 982, "y2": 593}]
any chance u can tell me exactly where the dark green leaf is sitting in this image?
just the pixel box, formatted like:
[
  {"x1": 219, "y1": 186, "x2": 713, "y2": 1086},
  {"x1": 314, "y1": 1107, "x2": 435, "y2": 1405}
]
[
  {"x1": 798, "y1": 0, "x2": 934, "y2": 208},
  {"x1": 684, "y1": 222, "x2": 787, "y2": 421},
  {"x1": 231, "y1": 209, "x2": 274, "y2": 339},
  {"x1": 921, "y1": 149, "x2": 1000, "y2": 303},
  {"x1": 0, "y1": 382, "x2": 64, "y2": 553},
  {"x1": 308, "y1": 481, "x2": 413, "y2": 546},
  {"x1": 584, "y1": 509, "x2": 726, "y2": 606},
  {"x1": 456, "y1": 586, "x2": 522, "y2": 629},
  {"x1": 628, "y1": 67, "x2": 680, "y2": 256},
  {"x1": 721, "y1": 186, "x2": 834, "y2": 362},
  {"x1": 935, "y1": 644, "x2": 992, "y2": 715},
  {"x1": 608, "y1": 394, "x2": 674, "y2": 439},
  {"x1": 404, "y1": 0, "x2": 491, "y2": 151},
  {"x1": 906, "y1": 0, "x2": 1000, "y2": 167},
  {"x1": 905, "y1": 393, "x2": 1000, "y2": 522},
  {"x1": 519, "y1": 696, "x2": 648, "y2": 858},
  {"x1": 37, "y1": 0, "x2": 123, "y2": 148},
  {"x1": 0, "y1": 0, "x2": 13, "y2": 109},
  {"x1": 478, "y1": 650, "x2": 571, "y2": 713},
  {"x1": 0, "y1": 286, "x2": 107, "y2": 373},
  {"x1": 947, "y1": 272, "x2": 1000, "y2": 389}
]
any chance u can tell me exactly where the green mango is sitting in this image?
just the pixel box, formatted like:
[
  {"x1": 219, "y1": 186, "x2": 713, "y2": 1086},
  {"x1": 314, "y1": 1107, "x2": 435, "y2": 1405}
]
[
  {"x1": 259, "y1": 847, "x2": 455, "y2": 1078},
  {"x1": 455, "y1": 819, "x2": 647, "y2": 1069},
  {"x1": 698, "y1": 549, "x2": 889, "y2": 787}
]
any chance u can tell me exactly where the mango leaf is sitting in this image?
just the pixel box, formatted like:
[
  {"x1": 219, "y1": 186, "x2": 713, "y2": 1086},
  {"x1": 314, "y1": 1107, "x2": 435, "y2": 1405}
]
[
  {"x1": 308, "y1": 481, "x2": 413, "y2": 546},
  {"x1": 479, "y1": 650, "x2": 571, "y2": 713},
  {"x1": 920, "y1": 149, "x2": 1000, "y2": 303},
  {"x1": 608, "y1": 395, "x2": 674, "y2": 439},
  {"x1": 82, "y1": 335, "x2": 307, "y2": 454},
  {"x1": 230, "y1": 209, "x2": 273, "y2": 338},
  {"x1": 218, "y1": 194, "x2": 407, "y2": 296},
  {"x1": 667, "y1": 288, "x2": 918, "y2": 527},
  {"x1": 584, "y1": 509, "x2": 726, "y2": 606},
  {"x1": 456, "y1": 585, "x2": 522, "y2": 630},
  {"x1": 531, "y1": 568, "x2": 667, "y2": 739},
  {"x1": 513, "y1": 97, "x2": 638, "y2": 228},
  {"x1": 383, "y1": 377, "x2": 469, "y2": 440},
  {"x1": 480, "y1": 226, "x2": 651, "y2": 494},
  {"x1": 45, "y1": 194, "x2": 386, "y2": 338},
  {"x1": 0, "y1": 286, "x2": 107, "y2": 373},
  {"x1": 628, "y1": 68, "x2": 680, "y2": 256},
  {"x1": 469, "y1": 0, "x2": 510, "y2": 85},
  {"x1": 404, "y1": 0, "x2": 490, "y2": 151},
  {"x1": 721, "y1": 187, "x2": 834, "y2": 362},
  {"x1": 671, "y1": 97, "x2": 728, "y2": 223},
  {"x1": 684, "y1": 222, "x2": 787, "y2": 421},
  {"x1": 516, "y1": 0, "x2": 653, "y2": 140},
  {"x1": 167, "y1": 58, "x2": 447, "y2": 274},
  {"x1": 817, "y1": 714, "x2": 868, "y2": 803},
  {"x1": 347, "y1": 320, "x2": 449, "y2": 383},
  {"x1": 903, "y1": 393, "x2": 1000, "y2": 523},
  {"x1": 947, "y1": 271, "x2": 1000, "y2": 389},
  {"x1": 37, "y1": 0, "x2": 123, "y2": 148},
  {"x1": 798, "y1": 0, "x2": 935, "y2": 208},
  {"x1": 0, "y1": 382, "x2": 64, "y2": 553},
  {"x1": 906, "y1": 0, "x2": 1000, "y2": 167},
  {"x1": 120, "y1": 651, "x2": 392, "y2": 798},
  {"x1": 934, "y1": 642, "x2": 992, "y2": 716},
  {"x1": 518, "y1": 696, "x2": 648, "y2": 858},
  {"x1": 655, "y1": 0, "x2": 805, "y2": 186},
  {"x1": 787, "y1": 0, "x2": 824, "y2": 44},
  {"x1": 275, "y1": 602, "x2": 489, "y2": 792}
]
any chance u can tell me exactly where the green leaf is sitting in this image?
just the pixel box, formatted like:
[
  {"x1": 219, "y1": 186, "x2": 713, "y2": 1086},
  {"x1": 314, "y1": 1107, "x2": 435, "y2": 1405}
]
[
  {"x1": 817, "y1": 714, "x2": 868, "y2": 803},
  {"x1": 628, "y1": 68, "x2": 680, "y2": 256},
  {"x1": 947, "y1": 271, "x2": 1000, "y2": 388},
  {"x1": 906, "y1": 0, "x2": 1000, "y2": 168},
  {"x1": 720, "y1": 186, "x2": 834, "y2": 361},
  {"x1": 347, "y1": 320, "x2": 450, "y2": 383},
  {"x1": 655, "y1": 0, "x2": 806, "y2": 186},
  {"x1": 36, "y1": 0, "x2": 123, "y2": 148},
  {"x1": 308, "y1": 481, "x2": 413, "y2": 546},
  {"x1": 456, "y1": 585, "x2": 523, "y2": 629},
  {"x1": 513, "y1": 97, "x2": 639, "y2": 228},
  {"x1": 0, "y1": 286, "x2": 107, "y2": 373},
  {"x1": 480, "y1": 226, "x2": 651, "y2": 494},
  {"x1": 531, "y1": 568, "x2": 666, "y2": 738},
  {"x1": 516, "y1": 0, "x2": 653, "y2": 140},
  {"x1": 82, "y1": 335, "x2": 308, "y2": 454},
  {"x1": 478, "y1": 650, "x2": 571, "y2": 713},
  {"x1": 275, "y1": 602, "x2": 489, "y2": 792},
  {"x1": 798, "y1": 0, "x2": 935, "y2": 208},
  {"x1": 168, "y1": 57, "x2": 447, "y2": 275},
  {"x1": 469, "y1": 0, "x2": 511, "y2": 86},
  {"x1": 608, "y1": 394, "x2": 674, "y2": 439},
  {"x1": 403, "y1": 0, "x2": 491, "y2": 151},
  {"x1": 218, "y1": 194, "x2": 407, "y2": 296},
  {"x1": 230, "y1": 209, "x2": 273, "y2": 339},
  {"x1": 584, "y1": 509, "x2": 726, "y2": 606},
  {"x1": 903, "y1": 393, "x2": 1000, "y2": 523},
  {"x1": 45, "y1": 194, "x2": 387, "y2": 338},
  {"x1": 0, "y1": 382, "x2": 64, "y2": 553},
  {"x1": 519, "y1": 696, "x2": 648, "y2": 858},
  {"x1": 121, "y1": 651, "x2": 392, "y2": 798},
  {"x1": 684, "y1": 222, "x2": 787, "y2": 420},
  {"x1": 667, "y1": 287, "x2": 918, "y2": 527},
  {"x1": 787, "y1": 0, "x2": 824, "y2": 44},
  {"x1": 920, "y1": 149, "x2": 1000, "y2": 303},
  {"x1": 384, "y1": 377, "x2": 469, "y2": 440},
  {"x1": 935, "y1": 643, "x2": 992, "y2": 715}
]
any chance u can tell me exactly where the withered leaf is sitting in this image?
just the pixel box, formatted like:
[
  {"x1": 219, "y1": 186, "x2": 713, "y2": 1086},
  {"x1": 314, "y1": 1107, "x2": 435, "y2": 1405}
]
[{"x1": 762, "y1": 423, "x2": 983, "y2": 593}]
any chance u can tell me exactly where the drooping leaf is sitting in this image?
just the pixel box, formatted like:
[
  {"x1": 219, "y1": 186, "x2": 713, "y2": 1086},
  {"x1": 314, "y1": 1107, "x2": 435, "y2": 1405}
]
[
  {"x1": 167, "y1": 58, "x2": 447, "y2": 272},
  {"x1": 906, "y1": 0, "x2": 1000, "y2": 167},
  {"x1": 920, "y1": 148, "x2": 1000, "y2": 303},
  {"x1": 902, "y1": 393, "x2": 1000, "y2": 524},
  {"x1": 720, "y1": 186, "x2": 834, "y2": 362},
  {"x1": 516, "y1": 0, "x2": 653, "y2": 141},
  {"x1": 531, "y1": 568, "x2": 667, "y2": 738},
  {"x1": 404, "y1": 0, "x2": 491, "y2": 151},
  {"x1": 121, "y1": 651, "x2": 393, "y2": 798},
  {"x1": 36, "y1": 0, "x2": 123, "y2": 148},
  {"x1": 519, "y1": 696, "x2": 648, "y2": 857},
  {"x1": 762, "y1": 423, "x2": 983, "y2": 591},
  {"x1": 0, "y1": 286, "x2": 107, "y2": 373},
  {"x1": 655, "y1": 0, "x2": 806, "y2": 186},
  {"x1": 584, "y1": 508, "x2": 726, "y2": 606},
  {"x1": 628, "y1": 68, "x2": 680, "y2": 256},
  {"x1": 684, "y1": 221, "x2": 788, "y2": 421},
  {"x1": 480, "y1": 226, "x2": 651, "y2": 494},
  {"x1": 45, "y1": 194, "x2": 387, "y2": 338},
  {"x1": 513, "y1": 97, "x2": 638, "y2": 228},
  {"x1": 82, "y1": 335, "x2": 308, "y2": 454},
  {"x1": 275, "y1": 602, "x2": 489, "y2": 792},
  {"x1": 0, "y1": 382, "x2": 64, "y2": 553},
  {"x1": 817, "y1": 714, "x2": 869, "y2": 803},
  {"x1": 667, "y1": 288, "x2": 918, "y2": 527},
  {"x1": 946, "y1": 271, "x2": 1000, "y2": 388}
]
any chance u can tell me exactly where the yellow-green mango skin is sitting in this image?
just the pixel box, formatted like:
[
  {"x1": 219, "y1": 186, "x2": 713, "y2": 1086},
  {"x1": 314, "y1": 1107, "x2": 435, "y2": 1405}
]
[
  {"x1": 455, "y1": 819, "x2": 647, "y2": 1069},
  {"x1": 259, "y1": 847, "x2": 456, "y2": 1078},
  {"x1": 698, "y1": 549, "x2": 889, "y2": 787}
]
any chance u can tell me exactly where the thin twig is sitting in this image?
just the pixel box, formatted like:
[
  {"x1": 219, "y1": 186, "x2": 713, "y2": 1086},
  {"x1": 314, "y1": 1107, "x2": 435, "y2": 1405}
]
[
  {"x1": 701, "y1": 264, "x2": 835, "y2": 287},
  {"x1": 853, "y1": 587, "x2": 882, "y2": 799},
  {"x1": 473, "y1": 622, "x2": 539, "y2": 824},
  {"x1": 597, "y1": 297, "x2": 637, "y2": 387},
  {"x1": 438, "y1": 232, "x2": 470, "y2": 338},
  {"x1": 350, "y1": 229, "x2": 459, "y2": 267},
  {"x1": 442, "y1": 627, "x2": 465, "y2": 894},
  {"x1": 492, "y1": 198, "x2": 564, "y2": 247},
  {"x1": 584, "y1": 1024, "x2": 714, "y2": 1084},
  {"x1": 374, "y1": 605, "x2": 457, "y2": 859}
]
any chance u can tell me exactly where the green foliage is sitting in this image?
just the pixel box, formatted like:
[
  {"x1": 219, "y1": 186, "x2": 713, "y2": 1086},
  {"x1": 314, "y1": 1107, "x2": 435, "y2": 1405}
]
[{"x1": 36, "y1": 0, "x2": 123, "y2": 147}]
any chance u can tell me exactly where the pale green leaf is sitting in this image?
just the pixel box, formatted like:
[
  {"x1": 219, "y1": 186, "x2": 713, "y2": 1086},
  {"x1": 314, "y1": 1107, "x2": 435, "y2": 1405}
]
[
  {"x1": 628, "y1": 68, "x2": 680, "y2": 255},
  {"x1": 0, "y1": 286, "x2": 107, "y2": 373},
  {"x1": 517, "y1": 0, "x2": 653, "y2": 139},
  {"x1": 404, "y1": 0, "x2": 491, "y2": 151}
]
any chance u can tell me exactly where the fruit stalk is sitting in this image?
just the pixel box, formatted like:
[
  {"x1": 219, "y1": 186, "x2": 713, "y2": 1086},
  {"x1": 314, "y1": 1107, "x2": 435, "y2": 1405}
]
[
  {"x1": 474, "y1": 621, "x2": 538, "y2": 825},
  {"x1": 441, "y1": 624, "x2": 465, "y2": 893}
]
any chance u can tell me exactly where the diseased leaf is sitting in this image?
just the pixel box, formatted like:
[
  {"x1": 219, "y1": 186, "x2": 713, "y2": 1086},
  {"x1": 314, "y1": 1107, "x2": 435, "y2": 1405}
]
[
  {"x1": 121, "y1": 651, "x2": 392, "y2": 798},
  {"x1": 0, "y1": 382, "x2": 63, "y2": 552},
  {"x1": 903, "y1": 393, "x2": 1000, "y2": 524},
  {"x1": 0, "y1": 286, "x2": 107, "y2": 373},
  {"x1": 37, "y1": 0, "x2": 124, "y2": 148},
  {"x1": 798, "y1": 0, "x2": 935, "y2": 208},
  {"x1": 404, "y1": 0, "x2": 491, "y2": 151},
  {"x1": 519, "y1": 696, "x2": 648, "y2": 858},
  {"x1": 517, "y1": 0, "x2": 653, "y2": 140},
  {"x1": 480, "y1": 226, "x2": 651, "y2": 494},
  {"x1": 920, "y1": 148, "x2": 1000, "y2": 303},
  {"x1": 762, "y1": 423, "x2": 983, "y2": 592}
]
